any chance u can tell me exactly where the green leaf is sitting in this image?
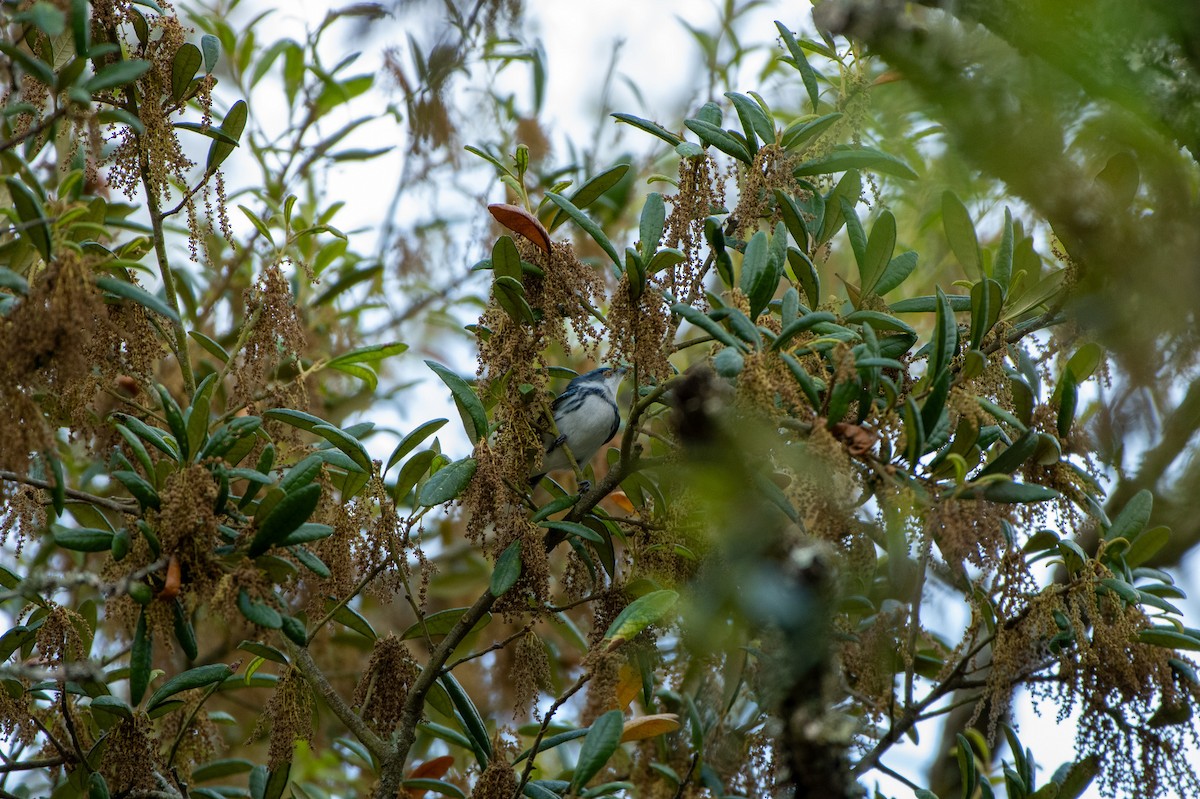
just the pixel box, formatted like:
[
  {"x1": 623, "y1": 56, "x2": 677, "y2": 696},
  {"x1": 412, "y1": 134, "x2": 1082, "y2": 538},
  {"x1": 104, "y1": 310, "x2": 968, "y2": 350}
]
[
  {"x1": 237, "y1": 590, "x2": 282, "y2": 629},
  {"x1": 263, "y1": 763, "x2": 290, "y2": 799},
  {"x1": 237, "y1": 204, "x2": 274, "y2": 245},
  {"x1": 146, "y1": 663, "x2": 232, "y2": 710},
  {"x1": 393, "y1": 450, "x2": 438, "y2": 504},
  {"x1": 874, "y1": 251, "x2": 918, "y2": 296},
  {"x1": 86, "y1": 59, "x2": 151, "y2": 92},
  {"x1": 490, "y1": 235, "x2": 521, "y2": 280},
  {"x1": 861, "y1": 210, "x2": 896, "y2": 295},
  {"x1": 775, "y1": 21, "x2": 820, "y2": 111},
  {"x1": 130, "y1": 608, "x2": 151, "y2": 704},
  {"x1": 787, "y1": 247, "x2": 820, "y2": 308},
  {"x1": 1125, "y1": 525, "x2": 1169, "y2": 568},
  {"x1": 95, "y1": 276, "x2": 180, "y2": 323},
  {"x1": 290, "y1": 546, "x2": 331, "y2": 577},
  {"x1": 490, "y1": 540, "x2": 522, "y2": 596},
  {"x1": 980, "y1": 430, "x2": 1039, "y2": 477},
  {"x1": 611, "y1": 113, "x2": 682, "y2": 147},
  {"x1": 89, "y1": 695, "x2": 133, "y2": 721},
  {"x1": 400, "y1": 779, "x2": 466, "y2": 799},
  {"x1": 4, "y1": 177, "x2": 52, "y2": 260},
  {"x1": 571, "y1": 710, "x2": 625, "y2": 792},
  {"x1": 725, "y1": 91, "x2": 774, "y2": 145},
  {"x1": 115, "y1": 413, "x2": 179, "y2": 459},
  {"x1": 794, "y1": 146, "x2": 917, "y2": 180},
  {"x1": 921, "y1": 370, "x2": 951, "y2": 437},
  {"x1": 738, "y1": 230, "x2": 778, "y2": 319},
  {"x1": 386, "y1": 419, "x2": 449, "y2": 474},
  {"x1": 839, "y1": 197, "x2": 868, "y2": 282},
  {"x1": 0, "y1": 42, "x2": 55, "y2": 85},
  {"x1": 994, "y1": 207, "x2": 1014, "y2": 290},
  {"x1": 0, "y1": 266, "x2": 30, "y2": 295},
  {"x1": 969, "y1": 278, "x2": 1004, "y2": 350},
  {"x1": 1057, "y1": 368, "x2": 1078, "y2": 438},
  {"x1": 189, "y1": 330, "x2": 230, "y2": 362},
  {"x1": 780, "y1": 112, "x2": 842, "y2": 151},
  {"x1": 956, "y1": 733, "x2": 978, "y2": 799},
  {"x1": 326, "y1": 601, "x2": 377, "y2": 640},
  {"x1": 205, "y1": 99, "x2": 247, "y2": 172},
  {"x1": 1106, "y1": 489, "x2": 1153, "y2": 542},
  {"x1": 1099, "y1": 577, "x2": 1140, "y2": 605},
  {"x1": 18, "y1": 3, "x2": 65, "y2": 36},
  {"x1": 890, "y1": 294, "x2": 972, "y2": 314},
  {"x1": 942, "y1": 191, "x2": 982, "y2": 279},
  {"x1": 604, "y1": 590, "x2": 679, "y2": 646},
  {"x1": 550, "y1": 164, "x2": 630, "y2": 230},
  {"x1": 417, "y1": 457, "x2": 477, "y2": 506},
  {"x1": 818, "y1": 170, "x2": 861, "y2": 246},
  {"x1": 263, "y1": 407, "x2": 326, "y2": 432},
  {"x1": 1138, "y1": 628, "x2": 1200, "y2": 651},
  {"x1": 425, "y1": 361, "x2": 488, "y2": 443},
  {"x1": 171, "y1": 43, "x2": 202, "y2": 102},
  {"x1": 546, "y1": 192, "x2": 621, "y2": 273},
  {"x1": 51, "y1": 525, "x2": 114, "y2": 552},
  {"x1": 647, "y1": 247, "x2": 685, "y2": 275},
  {"x1": 249, "y1": 483, "x2": 322, "y2": 556},
  {"x1": 671, "y1": 303, "x2": 744, "y2": 351},
  {"x1": 311, "y1": 423, "x2": 372, "y2": 473},
  {"x1": 683, "y1": 118, "x2": 752, "y2": 163},
  {"x1": 975, "y1": 480, "x2": 1059, "y2": 504},
  {"x1": 192, "y1": 758, "x2": 255, "y2": 782},
  {"x1": 639, "y1": 193, "x2": 666, "y2": 253},
  {"x1": 929, "y1": 287, "x2": 959, "y2": 378},
  {"x1": 279, "y1": 523, "x2": 334, "y2": 547},
  {"x1": 155, "y1": 385, "x2": 188, "y2": 460},
  {"x1": 197, "y1": 416, "x2": 261, "y2": 462},
  {"x1": 200, "y1": 34, "x2": 219, "y2": 74},
  {"x1": 172, "y1": 598, "x2": 198, "y2": 660},
  {"x1": 113, "y1": 470, "x2": 161, "y2": 510},
  {"x1": 494, "y1": 275, "x2": 536, "y2": 325},
  {"x1": 843, "y1": 310, "x2": 915, "y2": 336},
  {"x1": 400, "y1": 608, "x2": 492, "y2": 641},
  {"x1": 772, "y1": 311, "x2": 838, "y2": 351},
  {"x1": 538, "y1": 520, "x2": 603, "y2": 544},
  {"x1": 439, "y1": 672, "x2": 492, "y2": 766},
  {"x1": 1065, "y1": 343, "x2": 1103, "y2": 383}
]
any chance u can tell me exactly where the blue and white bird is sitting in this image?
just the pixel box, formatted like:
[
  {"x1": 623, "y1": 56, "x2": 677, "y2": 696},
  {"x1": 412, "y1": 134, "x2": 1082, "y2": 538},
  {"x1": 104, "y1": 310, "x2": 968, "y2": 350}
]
[{"x1": 530, "y1": 366, "x2": 627, "y2": 487}]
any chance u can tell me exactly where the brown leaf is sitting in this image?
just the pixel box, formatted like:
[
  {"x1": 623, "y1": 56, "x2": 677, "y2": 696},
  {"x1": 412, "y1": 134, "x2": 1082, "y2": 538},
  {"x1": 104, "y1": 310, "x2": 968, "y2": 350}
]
[
  {"x1": 619, "y1": 713, "x2": 681, "y2": 743},
  {"x1": 831, "y1": 421, "x2": 879, "y2": 456},
  {"x1": 405, "y1": 755, "x2": 455, "y2": 798},
  {"x1": 488, "y1": 203, "x2": 552, "y2": 254},
  {"x1": 614, "y1": 663, "x2": 640, "y2": 711},
  {"x1": 157, "y1": 556, "x2": 181, "y2": 600}
]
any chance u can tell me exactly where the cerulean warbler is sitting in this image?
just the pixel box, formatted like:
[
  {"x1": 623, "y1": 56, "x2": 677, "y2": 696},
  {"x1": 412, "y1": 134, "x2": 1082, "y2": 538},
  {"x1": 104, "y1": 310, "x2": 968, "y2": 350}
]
[{"x1": 530, "y1": 366, "x2": 627, "y2": 487}]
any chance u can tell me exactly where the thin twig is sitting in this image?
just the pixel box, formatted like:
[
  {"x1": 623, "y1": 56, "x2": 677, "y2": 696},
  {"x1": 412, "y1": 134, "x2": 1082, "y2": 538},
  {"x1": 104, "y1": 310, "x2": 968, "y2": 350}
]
[
  {"x1": 0, "y1": 756, "x2": 66, "y2": 774},
  {"x1": 444, "y1": 621, "x2": 535, "y2": 672},
  {"x1": 291, "y1": 647, "x2": 390, "y2": 759},
  {"x1": 513, "y1": 671, "x2": 592, "y2": 798},
  {"x1": 0, "y1": 470, "x2": 138, "y2": 514}
]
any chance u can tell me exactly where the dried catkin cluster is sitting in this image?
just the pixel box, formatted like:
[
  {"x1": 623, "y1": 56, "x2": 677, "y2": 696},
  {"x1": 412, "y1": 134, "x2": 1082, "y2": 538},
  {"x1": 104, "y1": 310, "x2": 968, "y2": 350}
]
[
  {"x1": 252, "y1": 666, "x2": 314, "y2": 769},
  {"x1": 235, "y1": 260, "x2": 309, "y2": 408},
  {"x1": 663, "y1": 154, "x2": 724, "y2": 304},
  {"x1": 354, "y1": 635, "x2": 420, "y2": 734}
]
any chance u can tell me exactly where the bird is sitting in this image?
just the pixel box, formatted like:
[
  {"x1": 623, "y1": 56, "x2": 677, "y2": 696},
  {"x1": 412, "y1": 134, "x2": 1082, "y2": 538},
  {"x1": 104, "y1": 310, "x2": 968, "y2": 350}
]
[{"x1": 530, "y1": 366, "x2": 627, "y2": 490}]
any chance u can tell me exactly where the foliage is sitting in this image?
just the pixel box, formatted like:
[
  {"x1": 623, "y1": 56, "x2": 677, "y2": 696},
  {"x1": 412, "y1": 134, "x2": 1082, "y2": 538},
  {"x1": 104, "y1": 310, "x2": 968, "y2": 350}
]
[{"x1": 4, "y1": 1, "x2": 1200, "y2": 799}]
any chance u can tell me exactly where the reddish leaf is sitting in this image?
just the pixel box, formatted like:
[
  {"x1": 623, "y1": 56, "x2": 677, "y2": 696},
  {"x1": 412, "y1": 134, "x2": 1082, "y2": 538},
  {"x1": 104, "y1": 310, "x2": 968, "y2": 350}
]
[
  {"x1": 406, "y1": 756, "x2": 456, "y2": 798},
  {"x1": 488, "y1": 203, "x2": 552, "y2": 254}
]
